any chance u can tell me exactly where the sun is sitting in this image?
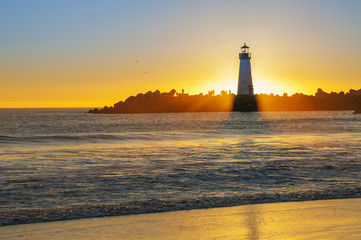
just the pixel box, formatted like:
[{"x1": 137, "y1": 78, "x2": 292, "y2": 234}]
[{"x1": 253, "y1": 78, "x2": 292, "y2": 95}]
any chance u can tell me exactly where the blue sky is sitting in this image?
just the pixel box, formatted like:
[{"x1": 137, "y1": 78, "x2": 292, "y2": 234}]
[{"x1": 1, "y1": 0, "x2": 361, "y2": 107}]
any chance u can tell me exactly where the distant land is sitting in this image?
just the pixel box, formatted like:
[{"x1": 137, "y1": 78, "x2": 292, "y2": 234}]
[{"x1": 88, "y1": 88, "x2": 361, "y2": 114}]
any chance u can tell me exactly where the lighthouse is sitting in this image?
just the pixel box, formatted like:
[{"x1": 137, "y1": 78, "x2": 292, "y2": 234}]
[
  {"x1": 233, "y1": 43, "x2": 257, "y2": 111},
  {"x1": 237, "y1": 43, "x2": 254, "y2": 95}
]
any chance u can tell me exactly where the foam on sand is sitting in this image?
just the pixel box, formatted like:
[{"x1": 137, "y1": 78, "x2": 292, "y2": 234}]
[{"x1": 1, "y1": 198, "x2": 361, "y2": 240}]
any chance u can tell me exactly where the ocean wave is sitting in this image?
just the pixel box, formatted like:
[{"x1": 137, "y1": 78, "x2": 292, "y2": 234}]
[
  {"x1": 0, "y1": 133, "x2": 171, "y2": 144},
  {"x1": 1, "y1": 191, "x2": 360, "y2": 227}
]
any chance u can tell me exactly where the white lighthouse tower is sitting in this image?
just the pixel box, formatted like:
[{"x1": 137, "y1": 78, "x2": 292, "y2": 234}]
[{"x1": 237, "y1": 43, "x2": 254, "y2": 95}]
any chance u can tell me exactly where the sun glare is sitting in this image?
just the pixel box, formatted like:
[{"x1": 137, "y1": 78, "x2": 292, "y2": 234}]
[
  {"x1": 253, "y1": 78, "x2": 292, "y2": 95},
  {"x1": 211, "y1": 77, "x2": 296, "y2": 96},
  {"x1": 213, "y1": 79, "x2": 237, "y2": 95}
]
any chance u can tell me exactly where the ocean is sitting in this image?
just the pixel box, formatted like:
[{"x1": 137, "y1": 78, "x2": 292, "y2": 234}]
[{"x1": 0, "y1": 109, "x2": 360, "y2": 226}]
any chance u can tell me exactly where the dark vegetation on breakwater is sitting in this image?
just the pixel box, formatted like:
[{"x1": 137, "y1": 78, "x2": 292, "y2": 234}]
[
  {"x1": 257, "y1": 88, "x2": 361, "y2": 112},
  {"x1": 88, "y1": 88, "x2": 361, "y2": 114},
  {"x1": 89, "y1": 89, "x2": 235, "y2": 113}
]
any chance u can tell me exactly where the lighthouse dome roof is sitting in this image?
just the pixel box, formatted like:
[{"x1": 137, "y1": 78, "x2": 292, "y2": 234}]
[{"x1": 241, "y1": 43, "x2": 249, "y2": 48}]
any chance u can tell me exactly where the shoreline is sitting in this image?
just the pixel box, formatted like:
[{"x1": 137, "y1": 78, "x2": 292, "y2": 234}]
[
  {"x1": 1, "y1": 198, "x2": 361, "y2": 239},
  {"x1": 2, "y1": 195, "x2": 361, "y2": 227}
]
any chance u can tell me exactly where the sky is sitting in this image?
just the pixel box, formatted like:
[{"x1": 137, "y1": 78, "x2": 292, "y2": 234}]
[{"x1": 1, "y1": 0, "x2": 361, "y2": 108}]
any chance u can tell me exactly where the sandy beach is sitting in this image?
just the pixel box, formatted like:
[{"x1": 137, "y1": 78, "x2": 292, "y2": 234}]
[{"x1": 1, "y1": 198, "x2": 360, "y2": 240}]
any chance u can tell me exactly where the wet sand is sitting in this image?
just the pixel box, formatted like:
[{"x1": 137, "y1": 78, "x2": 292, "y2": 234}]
[{"x1": 1, "y1": 198, "x2": 361, "y2": 240}]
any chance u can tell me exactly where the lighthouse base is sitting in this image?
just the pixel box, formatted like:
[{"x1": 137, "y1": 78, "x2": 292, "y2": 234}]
[{"x1": 232, "y1": 95, "x2": 258, "y2": 112}]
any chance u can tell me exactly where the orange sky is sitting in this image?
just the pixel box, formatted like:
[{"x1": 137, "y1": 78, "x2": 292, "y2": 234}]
[{"x1": 1, "y1": 1, "x2": 361, "y2": 108}]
